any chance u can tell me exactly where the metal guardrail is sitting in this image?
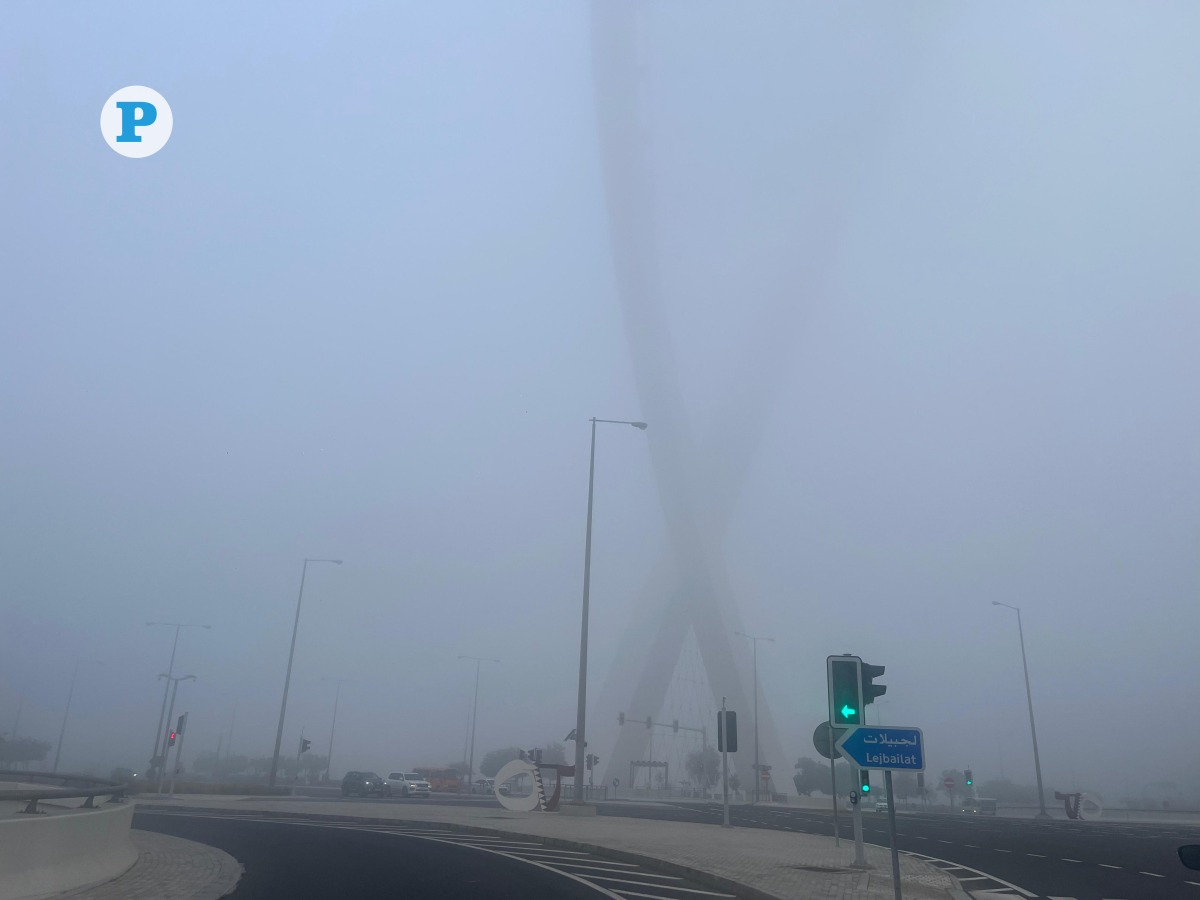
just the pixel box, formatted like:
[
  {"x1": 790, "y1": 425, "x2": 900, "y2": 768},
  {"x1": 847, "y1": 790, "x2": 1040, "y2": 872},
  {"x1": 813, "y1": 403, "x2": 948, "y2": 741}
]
[{"x1": 0, "y1": 770, "x2": 129, "y2": 815}]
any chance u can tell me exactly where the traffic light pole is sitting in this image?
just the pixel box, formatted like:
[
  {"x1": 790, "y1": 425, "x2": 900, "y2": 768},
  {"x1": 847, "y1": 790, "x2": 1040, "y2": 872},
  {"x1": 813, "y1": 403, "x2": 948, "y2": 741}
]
[
  {"x1": 829, "y1": 736, "x2": 840, "y2": 847},
  {"x1": 157, "y1": 676, "x2": 185, "y2": 794},
  {"x1": 720, "y1": 697, "x2": 730, "y2": 828},
  {"x1": 168, "y1": 713, "x2": 187, "y2": 798},
  {"x1": 851, "y1": 791, "x2": 867, "y2": 868}
]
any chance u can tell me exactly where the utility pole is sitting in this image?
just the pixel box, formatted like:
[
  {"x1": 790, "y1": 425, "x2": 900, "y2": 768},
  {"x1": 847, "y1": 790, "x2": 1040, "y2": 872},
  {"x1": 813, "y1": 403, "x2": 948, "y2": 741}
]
[
  {"x1": 735, "y1": 631, "x2": 774, "y2": 803},
  {"x1": 458, "y1": 655, "x2": 499, "y2": 791}
]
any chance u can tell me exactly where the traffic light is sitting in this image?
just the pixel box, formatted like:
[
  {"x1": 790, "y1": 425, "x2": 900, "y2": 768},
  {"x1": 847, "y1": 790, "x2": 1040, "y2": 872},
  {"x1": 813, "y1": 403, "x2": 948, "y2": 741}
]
[
  {"x1": 717, "y1": 710, "x2": 738, "y2": 752},
  {"x1": 917, "y1": 772, "x2": 925, "y2": 793},
  {"x1": 860, "y1": 769, "x2": 871, "y2": 794},
  {"x1": 167, "y1": 730, "x2": 177, "y2": 748},
  {"x1": 646, "y1": 716, "x2": 652, "y2": 729},
  {"x1": 964, "y1": 769, "x2": 973, "y2": 787},
  {"x1": 827, "y1": 655, "x2": 863, "y2": 727},
  {"x1": 618, "y1": 712, "x2": 625, "y2": 726},
  {"x1": 586, "y1": 753, "x2": 598, "y2": 770},
  {"x1": 300, "y1": 738, "x2": 311, "y2": 754},
  {"x1": 673, "y1": 719, "x2": 679, "y2": 734},
  {"x1": 861, "y1": 662, "x2": 887, "y2": 707}
]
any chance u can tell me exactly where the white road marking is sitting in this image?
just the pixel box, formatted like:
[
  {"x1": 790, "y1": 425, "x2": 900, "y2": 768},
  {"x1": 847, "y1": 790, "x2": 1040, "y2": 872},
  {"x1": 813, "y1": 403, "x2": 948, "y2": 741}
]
[
  {"x1": 615, "y1": 891, "x2": 734, "y2": 900},
  {"x1": 586, "y1": 876, "x2": 736, "y2": 895},
  {"x1": 1026, "y1": 853, "x2": 1045, "y2": 858},
  {"x1": 1139, "y1": 871, "x2": 1164, "y2": 877},
  {"x1": 1062, "y1": 858, "x2": 1081, "y2": 863},
  {"x1": 1099, "y1": 863, "x2": 1122, "y2": 869}
]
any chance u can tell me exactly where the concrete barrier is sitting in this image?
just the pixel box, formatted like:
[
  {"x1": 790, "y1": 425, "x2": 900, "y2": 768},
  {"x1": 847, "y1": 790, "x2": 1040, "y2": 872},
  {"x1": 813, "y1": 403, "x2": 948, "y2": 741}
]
[{"x1": 0, "y1": 803, "x2": 137, "y2": 900}]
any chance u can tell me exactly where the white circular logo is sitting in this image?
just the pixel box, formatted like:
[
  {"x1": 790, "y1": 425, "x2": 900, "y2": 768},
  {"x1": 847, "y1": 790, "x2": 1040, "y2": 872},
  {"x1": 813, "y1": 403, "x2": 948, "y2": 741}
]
[{"x1": 100, "y1": 86, "x2": 173, "y2": 158}]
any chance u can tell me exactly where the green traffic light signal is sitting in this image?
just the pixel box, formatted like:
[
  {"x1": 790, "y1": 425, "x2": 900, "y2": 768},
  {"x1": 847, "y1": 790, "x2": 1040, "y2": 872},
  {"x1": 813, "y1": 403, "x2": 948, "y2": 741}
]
[
  {"x1": 860, "y1": 770, "x2": 870, "y2": 793},
  {"x1": 828, "y1": 656, "x2": 864, "y2": 727}
]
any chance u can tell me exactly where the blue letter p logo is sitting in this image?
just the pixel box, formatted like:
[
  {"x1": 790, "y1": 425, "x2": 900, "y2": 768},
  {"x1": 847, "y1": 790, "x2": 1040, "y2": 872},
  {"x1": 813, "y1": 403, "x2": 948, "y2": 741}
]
[
  {"x1": 115, "y1": 101, "x2": 157, "y2": 142},
  {"x1": 101, "y1": 87, "x2": 173, "y2": 157}
]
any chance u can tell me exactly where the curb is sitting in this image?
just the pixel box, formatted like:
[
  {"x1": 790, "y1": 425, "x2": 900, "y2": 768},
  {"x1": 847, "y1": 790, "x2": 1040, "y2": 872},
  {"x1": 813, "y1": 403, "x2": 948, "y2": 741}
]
[{"x1": 137, "y1": 804, "x2": 783, "y2": 900}]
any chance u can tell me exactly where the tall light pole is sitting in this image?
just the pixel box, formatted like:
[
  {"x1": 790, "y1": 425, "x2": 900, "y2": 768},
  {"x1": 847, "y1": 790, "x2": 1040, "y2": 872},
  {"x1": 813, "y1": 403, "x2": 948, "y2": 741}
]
[
  {"x1": 992, "y1": 601, "x2": 1049, "y2": 819},
  {"x1": 573, "y1": 417, "x2": 647, "y2": 806},
  {"x1": 52, "y1": 659, "x2": 103, "y2": 773},
  {"x1": 146, "y1": 622, "x2": 210, "y2": 779},
  {"x1": 458, "y1": 656, "x2": 499, "y2": 791},
  {"x1": 321, "y1": 677, "x2": 348, "y2": 783},
  {"x1": 156, "y1": 674, "x2": 196, "y2": 793},
  {"x1": 735, "y1": 631, "x2": 774, "y2": 804},
  {"x1": 269, "y1": 557, "x2": 342, "y2": 788}
]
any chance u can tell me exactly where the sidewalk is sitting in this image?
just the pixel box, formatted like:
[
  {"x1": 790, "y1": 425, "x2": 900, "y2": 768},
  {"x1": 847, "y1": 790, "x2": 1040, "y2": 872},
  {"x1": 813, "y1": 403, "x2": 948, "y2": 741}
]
[
  {"x1": 125, "y1": 795, "x2": 964, "y2": 900},
  {"x1": 59, "y1": 827, "x2": 240, "y2": 900}
]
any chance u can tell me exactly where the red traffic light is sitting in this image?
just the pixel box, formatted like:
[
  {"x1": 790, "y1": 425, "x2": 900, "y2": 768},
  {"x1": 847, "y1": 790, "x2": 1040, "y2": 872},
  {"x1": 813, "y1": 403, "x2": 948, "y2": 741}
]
[{"x1": 167, "y1": 731, "x2": 177, "y2": 747}]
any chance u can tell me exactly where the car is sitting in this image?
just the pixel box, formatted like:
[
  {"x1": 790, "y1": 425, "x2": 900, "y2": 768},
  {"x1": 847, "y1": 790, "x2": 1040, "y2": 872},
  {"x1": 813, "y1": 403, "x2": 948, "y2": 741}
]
[
  {"x1": 341, "y1": 771, "x2": 390, "y2": 798},
  {"x1": 385, "y1": 772, "x2": 431, "y2": 798},
  {"x1": 960, "y1": 797, "x2": 997, "y2": 815}
]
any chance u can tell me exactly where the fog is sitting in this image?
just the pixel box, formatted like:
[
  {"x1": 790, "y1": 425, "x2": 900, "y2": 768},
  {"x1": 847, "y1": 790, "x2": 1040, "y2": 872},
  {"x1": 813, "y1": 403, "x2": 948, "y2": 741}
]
[{"x1": 3, "y1": 1, "x2": 1199, "y2": 807}]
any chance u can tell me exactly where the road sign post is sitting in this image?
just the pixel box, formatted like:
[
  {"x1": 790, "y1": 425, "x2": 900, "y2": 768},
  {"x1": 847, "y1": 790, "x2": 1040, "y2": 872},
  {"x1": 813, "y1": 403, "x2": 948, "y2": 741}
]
[
  {"x1": 813, "y1": 721, "x2": 844, "y2": 848},
  {"x1": 884, "y1": 770, "x2": 901, "y2": 900}
]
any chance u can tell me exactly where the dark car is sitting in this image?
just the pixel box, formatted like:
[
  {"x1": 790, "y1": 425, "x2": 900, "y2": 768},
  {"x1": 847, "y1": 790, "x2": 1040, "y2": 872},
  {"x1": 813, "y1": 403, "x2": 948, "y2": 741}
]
[{"x1": 341, "y1": 771, "x2": 390, "y2": 798}]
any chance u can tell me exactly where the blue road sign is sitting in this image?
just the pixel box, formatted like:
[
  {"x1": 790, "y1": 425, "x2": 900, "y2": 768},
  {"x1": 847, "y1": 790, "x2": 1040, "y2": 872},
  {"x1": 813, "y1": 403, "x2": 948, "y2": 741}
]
[{"x1": 834, "y1": 725, "x2": 925, "y2": 771}]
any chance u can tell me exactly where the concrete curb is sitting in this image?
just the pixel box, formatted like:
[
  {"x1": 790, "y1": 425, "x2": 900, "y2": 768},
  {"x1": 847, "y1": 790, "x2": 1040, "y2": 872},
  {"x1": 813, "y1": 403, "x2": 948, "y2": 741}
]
[{"x1": 138, "y1": 803, "x2": 958, "y2": 900}]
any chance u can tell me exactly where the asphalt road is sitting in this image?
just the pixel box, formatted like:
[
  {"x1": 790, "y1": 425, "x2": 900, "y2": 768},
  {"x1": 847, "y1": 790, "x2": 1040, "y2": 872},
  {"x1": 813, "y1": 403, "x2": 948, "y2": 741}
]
[
  {"x1": 599, "y1": 800, "x2": 1200, "y2": 899},
  {"x1": 133, "y1": 809, "x2": 737, "y2": 900},
  {"x1": 269, "y1": 794, "x2": 1200, "y2": 898}
]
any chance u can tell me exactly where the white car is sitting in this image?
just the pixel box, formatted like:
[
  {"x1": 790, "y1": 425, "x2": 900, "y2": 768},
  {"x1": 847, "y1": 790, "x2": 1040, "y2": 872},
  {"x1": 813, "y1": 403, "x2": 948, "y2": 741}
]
[{"x1": 386, "y1": 772, "x2": 431, "y2": 798}]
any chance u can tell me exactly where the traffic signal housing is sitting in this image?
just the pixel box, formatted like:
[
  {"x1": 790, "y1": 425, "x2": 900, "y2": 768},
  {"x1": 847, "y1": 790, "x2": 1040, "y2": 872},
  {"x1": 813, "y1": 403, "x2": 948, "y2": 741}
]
[
  {"x1": 827, "y1": 655, "x2": 864, "y2": 727},
  {"x1": 861, "y1": 662, "x2": 887, "y2": 707},
  {"x1": 860, "y1": 769, "x2": 871, "y2": 794},
  {"x1": 300, "y1": 738, "x2": 311, "y2": 754},
  {"x1": 167, "y1": 730, "x2": 177, "y2": 748},
  {"x1": 964, "y1": 769, "x2": 973, "y2": 787}
]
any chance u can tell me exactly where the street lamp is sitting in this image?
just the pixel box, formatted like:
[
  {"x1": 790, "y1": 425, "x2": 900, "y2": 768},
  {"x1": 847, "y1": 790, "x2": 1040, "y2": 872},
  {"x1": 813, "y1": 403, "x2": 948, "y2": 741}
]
[
  {"x1": 269, "y1": 557, "x2": 342, "y2": 788},
  {"x1": 735, "y1": 631, "x2": 774, "y2": 804},
  {"x1": 146, "y1": 622, "x2": 210, "y2": 779},
  {"x1": 573, "y1": 417, "x2": 647, "y2": 806},
  {"x1": 992, "y1": 601, "x2": 1049, "y2": 819},
  {"x1": 458, "y1": 656, "x2": 499, "y2": 791},
  {"x1": 52, "y1": 659, "x2": 104, "y2": 773},
  {"x1": 156, "y1": 673, "x2": 196, "y2": 794}
]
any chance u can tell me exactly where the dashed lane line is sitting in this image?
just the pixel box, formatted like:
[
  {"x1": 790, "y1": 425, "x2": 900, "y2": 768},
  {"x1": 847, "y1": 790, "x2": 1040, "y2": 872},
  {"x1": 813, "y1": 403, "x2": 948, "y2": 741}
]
[{"x1": 1139, "y1": 871, "x2": 1164, "y2": 877}]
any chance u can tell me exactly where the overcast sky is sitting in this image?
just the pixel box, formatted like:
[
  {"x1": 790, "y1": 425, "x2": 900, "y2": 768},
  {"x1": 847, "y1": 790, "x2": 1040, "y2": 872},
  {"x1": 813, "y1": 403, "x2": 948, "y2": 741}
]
[{"x1": 3, "y1": 1, "x2": 1199, "y2": 802}]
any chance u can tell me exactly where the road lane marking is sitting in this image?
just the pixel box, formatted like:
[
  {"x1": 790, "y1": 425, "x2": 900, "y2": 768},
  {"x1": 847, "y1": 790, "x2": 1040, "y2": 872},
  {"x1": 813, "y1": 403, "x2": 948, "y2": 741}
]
[
  {"x1": 586, "y1": 876, "x2": 735, "y2": 895},
  {"x1": 554, "y1": 864, "x2": 680, "y2": 879},
  {"x1": 1062, "y1": 858, "x2": 1081, "y2": 863},
  {"x1": 1100, "y1": 863, "x2": 1121, "y2": 869},
  {"x1": 1139, "y1": 871, "x2": 1164, "y2": 877},
  {"x1": 1026, "y1": 853, "x2": 1045, "y2": 857},
  {"x1": 616, "y1": 891, "x2": 734, "y2": 900}
]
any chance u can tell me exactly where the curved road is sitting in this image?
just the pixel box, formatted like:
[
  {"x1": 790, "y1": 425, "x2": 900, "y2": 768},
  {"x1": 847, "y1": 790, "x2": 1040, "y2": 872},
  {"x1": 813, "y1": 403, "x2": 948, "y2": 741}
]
[{"x1": 134, "y1": 812, "x2": 610, "y2": 899}]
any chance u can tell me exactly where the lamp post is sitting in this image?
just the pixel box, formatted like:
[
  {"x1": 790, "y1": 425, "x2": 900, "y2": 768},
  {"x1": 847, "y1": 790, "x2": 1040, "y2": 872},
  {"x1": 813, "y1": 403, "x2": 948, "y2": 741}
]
[
  {"x1": 992, "y1": 601, "x2": 1049, "y2": 819},
  {"x1": 146, "y1": 622, "x2": 210, "y2": 779},
  {"x1": 735, "y1": 631, "x2": 774, "y2": 804},
  {"x1": 573, "y1": 417, "x2": 647, "y2": 806},
  {"x1": 52, "y1": 659, "x2": 104, "y2": 773},
  {"x1": 156, "y1": 674, "x2": 196, "y2": 793},
  {"x1": 269, "y1": 557, "x2": 342, "y2": 788},
  {"x1": 458, "y1": 656, "x2": 499, "y2": 791}
]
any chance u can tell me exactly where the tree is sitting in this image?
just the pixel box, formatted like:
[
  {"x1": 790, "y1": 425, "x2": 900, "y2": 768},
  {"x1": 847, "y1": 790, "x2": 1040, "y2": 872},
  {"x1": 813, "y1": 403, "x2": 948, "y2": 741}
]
[
  {"x1": 793, "y1": 756, "x2": 826, "y2": 796},
  {"x1": 686, "y1": 747, "x2": 719, "y2": 790},
  {"x1": 891, "y1": 771, "x2": 917, "y2": 800},
  {"x1": 480, "y1": 747, "x2": 524, "y2": 778},
  {"x1": 0, "y1": 736, "x2": 51, "y2": 766}
]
